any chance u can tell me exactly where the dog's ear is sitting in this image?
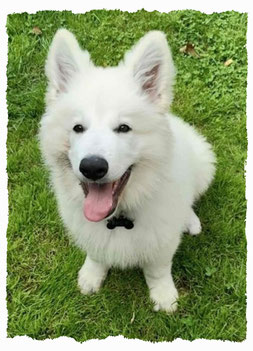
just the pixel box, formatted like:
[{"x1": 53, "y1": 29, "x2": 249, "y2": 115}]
[
  {"x1": 124, "y1": 31, "x2": 176, "y2": 111},
  {"x1": 45, "y1": 29, "x2": 90, "y2": 101}
]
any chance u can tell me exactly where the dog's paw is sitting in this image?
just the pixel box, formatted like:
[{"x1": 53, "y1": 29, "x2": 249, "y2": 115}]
[
  {"x1": 187, "y1": 211, "x2": 202, "y2": 236},
  {"x1": 78, "y1": 267, "x2": 104, "y2": 295},
  {"x1": 150, "y1": 285, "x2": 178, "y2": 313}
]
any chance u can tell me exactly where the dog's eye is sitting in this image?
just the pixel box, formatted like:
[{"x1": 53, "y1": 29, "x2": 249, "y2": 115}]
[
  {"x1": 116, "y1": 124, "x2": 132, "y2": 133},
  {"x1": 73, "y1": 124, "x2": 85, "y2": 133}
]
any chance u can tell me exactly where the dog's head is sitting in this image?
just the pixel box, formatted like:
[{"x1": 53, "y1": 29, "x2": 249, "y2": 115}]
[{"x1": 40, "y1": 29, "x2": 176, "y2": 222}]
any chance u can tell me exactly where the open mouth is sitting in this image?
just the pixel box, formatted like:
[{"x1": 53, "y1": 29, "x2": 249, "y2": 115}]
[{"x1": 80, "y1": 166, "x2": 132, "y2": 222}]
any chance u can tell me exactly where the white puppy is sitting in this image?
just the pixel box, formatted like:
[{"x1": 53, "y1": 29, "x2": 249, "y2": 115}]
[{"x1": 39, "y1": 29, "x2": 216, "y2": 313}]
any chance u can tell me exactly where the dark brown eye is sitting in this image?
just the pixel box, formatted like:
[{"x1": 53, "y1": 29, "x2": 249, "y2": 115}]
[
  {"x1": 73, "y1": 124, "x2": 84, "y2": 133},
  {"x1": 116, "y1": 124, "x2": 131, "y2": 133}
]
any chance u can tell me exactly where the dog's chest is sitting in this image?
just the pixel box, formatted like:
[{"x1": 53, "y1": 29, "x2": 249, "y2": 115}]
[{"x1": 74, "y1": 211, "x2": 180, "y2": 268}]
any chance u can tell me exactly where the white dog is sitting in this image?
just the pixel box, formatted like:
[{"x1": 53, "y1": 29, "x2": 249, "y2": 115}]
[{"x1": 39, "y1": 29, "x2": 216, "y2": 313}]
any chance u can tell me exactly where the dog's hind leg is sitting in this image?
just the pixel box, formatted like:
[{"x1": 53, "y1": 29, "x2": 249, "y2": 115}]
[
  {"x1": 186, "y1": 208, "x2": 202, "y2": 236},
  {"x1": 78, "y1": 256, "x2": 109, "y2": 295}
]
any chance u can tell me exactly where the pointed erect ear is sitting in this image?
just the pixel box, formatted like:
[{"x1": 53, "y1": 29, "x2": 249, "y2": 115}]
[
  {"x1": 45, "y1": 29, "x2": 87, "y2": 97},
  {"x1": 124, "y1": 31, "x2": 176, "y2": 111}
]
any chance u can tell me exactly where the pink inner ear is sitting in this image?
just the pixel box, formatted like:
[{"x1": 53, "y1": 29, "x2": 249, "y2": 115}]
[
  {"x1": 56, "y1": 53, "x2": 78, "y2": 93},
  {"x1": 142, "y1": 64, "x2": 160, "y2": 97}
]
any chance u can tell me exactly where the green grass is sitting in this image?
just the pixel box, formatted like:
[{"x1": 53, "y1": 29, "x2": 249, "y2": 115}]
[{"x1": 7, "y1": 10, "x2": 247, "y2": 342}]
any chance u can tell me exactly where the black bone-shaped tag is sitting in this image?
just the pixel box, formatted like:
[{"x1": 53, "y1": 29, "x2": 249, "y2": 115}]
[{"x1": 107, "y1": 215, "x2": 134, "y2": 230}]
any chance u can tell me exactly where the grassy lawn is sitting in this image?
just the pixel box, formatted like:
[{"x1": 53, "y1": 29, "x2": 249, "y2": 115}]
[{"x1": 7, "y1": 10, "x2": 247, "y2": 342}]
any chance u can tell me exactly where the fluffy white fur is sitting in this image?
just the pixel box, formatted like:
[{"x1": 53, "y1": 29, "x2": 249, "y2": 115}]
[{"x1": 39, "y1": 29, "x2": 216, "y2": 313}]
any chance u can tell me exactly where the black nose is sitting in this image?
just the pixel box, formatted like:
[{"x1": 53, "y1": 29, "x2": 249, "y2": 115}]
[{"x1": 79, "y1": 156, "x2": 108, "y2": 181}]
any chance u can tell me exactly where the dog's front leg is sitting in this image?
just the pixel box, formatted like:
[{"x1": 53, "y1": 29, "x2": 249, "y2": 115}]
[
  {"x1": 143, "y1": 259, "x2": 178, "y2": 313},
  {"x1": 78, "y1": 255, "x2": 109, "y2": 295}
]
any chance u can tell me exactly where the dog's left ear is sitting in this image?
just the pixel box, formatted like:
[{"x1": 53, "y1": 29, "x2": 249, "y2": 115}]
[{"x1": 124, "y1": 31, "x2": 176, "y2": 111}]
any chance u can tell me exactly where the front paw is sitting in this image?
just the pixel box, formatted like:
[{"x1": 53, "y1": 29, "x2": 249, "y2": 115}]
[
  {"x1": 78, "y1": 267, "x2": 105, "y2": 295},
  {"x1": 150, "y1": 285, "x2": 178, "y2": 313}
]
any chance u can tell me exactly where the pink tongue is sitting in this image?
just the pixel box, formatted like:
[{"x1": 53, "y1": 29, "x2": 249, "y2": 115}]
[{"x1": 84, "y1": 183, "x2": 113, "y2": 222}]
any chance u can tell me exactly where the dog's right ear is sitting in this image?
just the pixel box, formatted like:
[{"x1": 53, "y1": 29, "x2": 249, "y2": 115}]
[{"x1": 45, "y1": 29, "x2": 90, "y2": 101}]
